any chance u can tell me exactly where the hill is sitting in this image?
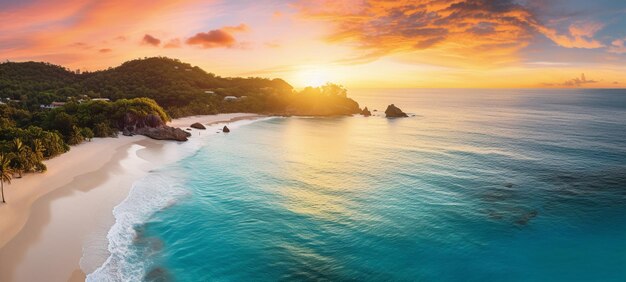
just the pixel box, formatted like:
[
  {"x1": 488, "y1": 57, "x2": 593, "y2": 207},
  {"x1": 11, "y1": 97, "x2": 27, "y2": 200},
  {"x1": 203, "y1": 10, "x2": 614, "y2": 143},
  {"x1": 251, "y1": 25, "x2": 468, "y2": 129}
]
[{"x1": 0, "y1": 57, "x2": 361, "y2": 117}]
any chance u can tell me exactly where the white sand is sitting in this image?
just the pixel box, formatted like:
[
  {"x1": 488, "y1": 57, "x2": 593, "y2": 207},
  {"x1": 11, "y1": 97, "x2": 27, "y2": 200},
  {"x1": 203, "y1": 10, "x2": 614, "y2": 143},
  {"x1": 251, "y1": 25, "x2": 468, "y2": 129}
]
[{"x1": 0, "y1": 113, "x2": 260, "y2": 282}]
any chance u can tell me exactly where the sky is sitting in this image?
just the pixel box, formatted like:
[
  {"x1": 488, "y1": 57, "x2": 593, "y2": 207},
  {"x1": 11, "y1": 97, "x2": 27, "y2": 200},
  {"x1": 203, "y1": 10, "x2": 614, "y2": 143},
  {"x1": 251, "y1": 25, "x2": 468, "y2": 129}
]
[{"x1": 1, "y1": 0, "x2": 625, "y2": 88}]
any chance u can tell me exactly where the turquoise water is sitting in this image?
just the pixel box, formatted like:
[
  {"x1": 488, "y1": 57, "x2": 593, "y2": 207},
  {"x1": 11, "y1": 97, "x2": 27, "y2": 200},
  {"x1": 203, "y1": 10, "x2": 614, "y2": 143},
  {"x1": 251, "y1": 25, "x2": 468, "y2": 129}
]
[{"x1": 91, "y1": 89, "x2": 626, "y2": 281}]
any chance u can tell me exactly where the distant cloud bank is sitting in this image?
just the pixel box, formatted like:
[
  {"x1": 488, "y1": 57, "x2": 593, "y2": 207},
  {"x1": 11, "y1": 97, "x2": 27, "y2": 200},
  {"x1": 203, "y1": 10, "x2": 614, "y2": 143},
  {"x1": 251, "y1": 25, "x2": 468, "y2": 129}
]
[{"x1": 543, "y1": 73, "x2": 598, "y2": 87}]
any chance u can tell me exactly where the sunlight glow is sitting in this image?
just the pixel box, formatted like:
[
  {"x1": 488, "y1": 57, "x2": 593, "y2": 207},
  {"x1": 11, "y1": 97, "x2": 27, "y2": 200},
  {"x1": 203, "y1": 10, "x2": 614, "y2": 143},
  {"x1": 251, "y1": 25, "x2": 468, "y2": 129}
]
[{"x1": 297, "y1": 67, "x2": 332, "y2": 87}]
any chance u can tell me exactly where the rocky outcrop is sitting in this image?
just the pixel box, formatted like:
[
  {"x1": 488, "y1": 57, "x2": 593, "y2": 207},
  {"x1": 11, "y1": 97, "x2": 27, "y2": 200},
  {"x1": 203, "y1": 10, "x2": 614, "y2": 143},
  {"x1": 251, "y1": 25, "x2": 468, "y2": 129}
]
[
  {"x1": 361, "y1": 107, "x2": 372, "y2": 117},
  {"x1": 122, "y1": 128, "x2": 134, "y2": 136},
  {"x1": 118, "y1": 113, "x2": 165, "y2": 131},
  {"x1": 190, "y1": 122, "x2": 206, "y2": 129},
  {"x1": 135, "y1": 126, "x2": 191, "y2": 141},
  {"x1": 385, "y1": 104, "x2": 408, "y2": 118},
  {"x1": 223, "y1": 126, "x2": 230, "y2": 133}
]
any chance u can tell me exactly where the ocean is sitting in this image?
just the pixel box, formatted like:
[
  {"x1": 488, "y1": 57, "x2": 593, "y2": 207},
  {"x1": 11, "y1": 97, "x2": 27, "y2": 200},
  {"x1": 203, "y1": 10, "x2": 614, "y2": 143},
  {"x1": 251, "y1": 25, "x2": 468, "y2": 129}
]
[{"x1": 88, "y1": 89, "x2": 626, "y2": 281}]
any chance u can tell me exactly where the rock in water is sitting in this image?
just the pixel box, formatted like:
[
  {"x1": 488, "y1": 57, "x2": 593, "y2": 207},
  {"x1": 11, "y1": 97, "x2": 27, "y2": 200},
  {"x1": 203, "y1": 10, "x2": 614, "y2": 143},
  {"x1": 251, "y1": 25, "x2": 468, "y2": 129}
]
[
  {"x1": 223, "y1": 126, "x2": 230, "y2": 133},
  {"x1": 385, "y1": 104, "x2": 408, "y2": 118},
  {"x1": 135, "y1": 126, "x2": 191, "y2": 141},
  {"x1": 190, "y1": 122, "x2": 206, "y2": 129},
  {"x1": 361, "y1": 107, "x2": 372, "y2": 117}
]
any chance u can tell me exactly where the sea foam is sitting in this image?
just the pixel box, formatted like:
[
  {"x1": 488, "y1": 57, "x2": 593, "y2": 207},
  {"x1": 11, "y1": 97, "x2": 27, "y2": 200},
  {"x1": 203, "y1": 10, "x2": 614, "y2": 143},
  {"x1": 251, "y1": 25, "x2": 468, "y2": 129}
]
[
  {"x1": 86, "y1": 117, "x2": 272, "y2": 281},
  {"x1": 86, "y1": 171, "x2": 189, "y2": 281}
]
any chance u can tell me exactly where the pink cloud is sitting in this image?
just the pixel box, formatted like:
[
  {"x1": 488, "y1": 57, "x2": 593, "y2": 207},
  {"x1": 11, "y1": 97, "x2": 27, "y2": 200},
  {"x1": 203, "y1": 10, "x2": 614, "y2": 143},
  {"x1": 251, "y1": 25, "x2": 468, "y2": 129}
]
[
  {"x1": 0, "y1": 0, "x2": 207, "y2": 67},
  {"x1": 185, "y1": 24, "x2": 248, "y2": 49},
  {"x1": 539, "y1": 22, "x2": 605, "y2": 49},
  {"x1": 164, "y1": 38, "x2": 182, "y2": 48},
  {"x1": 187, "y1": 30, "x2": 235, "y2": 48},
  {"x1": 609, "y1": 38, "x2": 626, "y2": 54},
  {"x1": 222, "y1": 24, "x2": 249, "y2": 33},
  {"x1": 142, "y1": 34, "x2": 161, "y2": 46}
]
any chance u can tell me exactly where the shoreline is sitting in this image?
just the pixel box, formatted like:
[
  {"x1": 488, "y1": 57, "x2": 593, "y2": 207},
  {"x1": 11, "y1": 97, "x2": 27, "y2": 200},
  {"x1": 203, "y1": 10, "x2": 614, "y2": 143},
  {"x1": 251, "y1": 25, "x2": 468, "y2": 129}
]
[{"x1": 0, "y1": 113, "x2": 261, "y2": 282}]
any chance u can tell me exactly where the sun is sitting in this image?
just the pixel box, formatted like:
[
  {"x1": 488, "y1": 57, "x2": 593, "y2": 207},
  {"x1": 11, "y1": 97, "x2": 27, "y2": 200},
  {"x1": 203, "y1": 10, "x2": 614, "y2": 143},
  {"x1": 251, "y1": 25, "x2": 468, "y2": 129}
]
[{"x1": 296, "y1": 67, "x2": 332, "y2": 87}]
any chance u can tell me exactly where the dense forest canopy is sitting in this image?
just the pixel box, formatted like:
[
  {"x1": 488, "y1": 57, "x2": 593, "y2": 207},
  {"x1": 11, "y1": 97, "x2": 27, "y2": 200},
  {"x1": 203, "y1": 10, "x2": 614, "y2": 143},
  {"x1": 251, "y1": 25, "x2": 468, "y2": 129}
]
[
  {"x1": 0, "y1": 97, "x2": 171, "y2": 176},
  {"x1": 0, "y1": 57, "x2": 361, "y2": 117}
]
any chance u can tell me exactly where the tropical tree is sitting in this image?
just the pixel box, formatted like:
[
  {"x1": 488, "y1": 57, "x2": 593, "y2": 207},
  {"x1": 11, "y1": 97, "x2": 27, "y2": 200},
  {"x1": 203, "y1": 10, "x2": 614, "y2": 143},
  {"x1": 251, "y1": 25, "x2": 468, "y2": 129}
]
[
  {"x1": 80, "y1": 127, "x2": 94, "y2": 141},
  {"x1": 11, "y1": 138, "x2": 26, "y2": 177},
  {"x1": 0, "y1": 153, "x2": 14, "y2": 204},
  {"x1": 67, "y1": 126, "x2": 84, "y2": 145},
  {"x1": 32, "y1": 139, "x2": 45, "y2": 162},
  {"x1": 27, "y1": 139, "x2": 46, "y2": 173}
]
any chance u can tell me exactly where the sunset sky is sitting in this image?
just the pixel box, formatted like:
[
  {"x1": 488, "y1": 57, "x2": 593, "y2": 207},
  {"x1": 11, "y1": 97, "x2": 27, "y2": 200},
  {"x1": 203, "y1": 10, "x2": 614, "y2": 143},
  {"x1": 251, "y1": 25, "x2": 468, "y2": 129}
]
[{"x1": 1, "y1": 0, "x2": 625, "y2": 88}]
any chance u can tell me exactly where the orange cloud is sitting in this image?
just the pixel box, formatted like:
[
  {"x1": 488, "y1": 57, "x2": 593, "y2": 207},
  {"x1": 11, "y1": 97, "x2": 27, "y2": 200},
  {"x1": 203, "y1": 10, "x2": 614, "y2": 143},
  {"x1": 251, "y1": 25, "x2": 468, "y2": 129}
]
[
  {"x1": 0, "y1": 0, "x2": 207, "y2": 67},
  {"x1": 186, "y1": 24, "x2": 248, "y2": 49},
  {"x1": 543, "y1": 73, "x2": 598, "y2": 87},
  {"x1": 187, "y1": 30, "x2": 235, "y2": 48},
  {"x1": 295, "y1": 0, "x2": 542, "y2": 65},
  {"x1": 99, "y1": 48, "x2": 112, "y2": 53},
  {"x1": 295, "y1": 0, "x2": 609, "y2": 66},
  {"x1": 223, "y1": 24, "x2": 250, "y2": 33},
  {"x1": 164, "y1": 38, "x2": 182, "y2": 48},
  {"x1": 142, "y1": 34, "x2": 161, "y2": 46},
  {"x1": 70, "y1": 42, "x2": 92, "y2": 50},
  {"x1": 538, "y1": 22, "x2": 604, "y2": 49},
  {"x1": 608, "y1": 38, "x2": 626, "y2": 54}
]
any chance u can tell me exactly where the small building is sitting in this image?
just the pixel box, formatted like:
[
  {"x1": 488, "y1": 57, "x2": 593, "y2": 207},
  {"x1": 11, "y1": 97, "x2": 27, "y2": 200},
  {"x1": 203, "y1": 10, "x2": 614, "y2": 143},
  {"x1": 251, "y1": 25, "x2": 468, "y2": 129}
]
[
  {"x1": 224, "y1": 96, "x2": 238, "y2": 101},
  {"x1": 51, "y1": 102, "x2": 66, "y2": 108},
  {"x1": 92, "y1": 98, "x2": 111, "y2": 102},
  {"x1": 204, "y1": 90, "x2": 215, "y2": 94},
  {"x1": 41, "y1": 102, "x2": 66, "y2": 109}
]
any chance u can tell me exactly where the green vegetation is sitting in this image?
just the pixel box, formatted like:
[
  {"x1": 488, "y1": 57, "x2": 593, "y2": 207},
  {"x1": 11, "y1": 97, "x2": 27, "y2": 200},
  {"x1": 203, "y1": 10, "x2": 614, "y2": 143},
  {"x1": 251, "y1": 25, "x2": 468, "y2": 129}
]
[
  {"x1": 0, "y1": 153, "x2": 12, "y2": 203},
  {"x1": 0, "y1": 57, "x2": 362, "y2": 191},
  {"x1": 0, "y1": 98, "x2": 170, "y2": 190},
  {"x1": 0, "y1": 57, "x2": 361, "y2": 117}
]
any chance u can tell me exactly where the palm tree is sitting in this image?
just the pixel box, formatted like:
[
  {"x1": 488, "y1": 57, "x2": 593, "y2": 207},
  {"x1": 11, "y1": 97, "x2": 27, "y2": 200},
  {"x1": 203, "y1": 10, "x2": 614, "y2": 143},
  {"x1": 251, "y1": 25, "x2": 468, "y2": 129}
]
[
  {"x1": 31, "y1": 139, "x2": 47, "y2": 172},
  {"x1": 11, "y1": 138, "x2": 26, "y2": 178},
  {"x1": 32, "y1": 139, "x2": 45, "y2": 162},
  {"x1": 0, "y1": 153, "x2": 14, "y2": 204}
]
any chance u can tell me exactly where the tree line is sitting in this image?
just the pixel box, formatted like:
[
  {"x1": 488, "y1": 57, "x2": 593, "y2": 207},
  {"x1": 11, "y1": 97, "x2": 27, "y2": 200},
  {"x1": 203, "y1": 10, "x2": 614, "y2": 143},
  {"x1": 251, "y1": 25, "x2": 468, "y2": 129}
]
[
  {"x1": 0, "y1": 57, "x2": 361, "y2": 117},
  {"x1": 0, "y1": 98, "x2": 170, "y2": 203}
]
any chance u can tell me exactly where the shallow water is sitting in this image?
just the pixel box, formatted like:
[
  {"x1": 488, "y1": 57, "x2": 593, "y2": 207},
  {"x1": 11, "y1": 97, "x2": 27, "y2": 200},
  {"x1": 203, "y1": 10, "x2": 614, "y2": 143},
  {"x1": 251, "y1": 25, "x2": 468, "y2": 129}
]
[{"x1": 89, "y1": 89, "x2": 626, "y2": 281}]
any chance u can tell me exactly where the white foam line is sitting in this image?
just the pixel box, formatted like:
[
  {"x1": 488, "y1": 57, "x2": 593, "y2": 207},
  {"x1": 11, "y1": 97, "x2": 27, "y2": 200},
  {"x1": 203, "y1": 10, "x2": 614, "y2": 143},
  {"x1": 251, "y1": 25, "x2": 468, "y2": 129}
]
[{"x1": 86, "y1": 117, "x2": 271, "y2": 281}]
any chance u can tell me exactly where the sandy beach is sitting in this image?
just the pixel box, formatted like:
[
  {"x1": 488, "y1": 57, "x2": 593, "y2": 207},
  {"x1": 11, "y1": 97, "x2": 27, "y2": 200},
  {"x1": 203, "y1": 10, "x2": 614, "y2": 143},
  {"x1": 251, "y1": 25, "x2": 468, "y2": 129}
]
[{"x1": 0, "y1": 113, "x2": 260, "y2": 282}]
